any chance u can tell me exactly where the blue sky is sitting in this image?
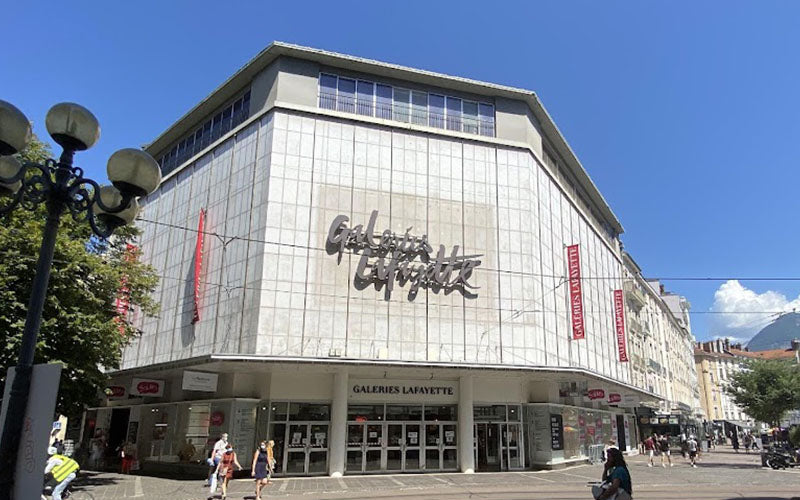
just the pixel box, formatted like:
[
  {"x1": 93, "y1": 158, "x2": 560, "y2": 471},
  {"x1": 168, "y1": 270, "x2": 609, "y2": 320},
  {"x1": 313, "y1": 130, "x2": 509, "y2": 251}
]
[{"x1": 4, "y1": 1, "x2": 800, "y2": 342}]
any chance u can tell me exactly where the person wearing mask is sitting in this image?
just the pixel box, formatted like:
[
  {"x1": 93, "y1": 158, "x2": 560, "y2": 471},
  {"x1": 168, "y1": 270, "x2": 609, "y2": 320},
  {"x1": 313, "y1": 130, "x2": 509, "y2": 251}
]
[
  {"x1": 214, "y1": 444, "x2": 242, "y2": 500},
  {"x1": 686, "y1": 435, "x2": 699, "y2": 467},
  {"x1": 266, "y1": 440, "x2": 276, "y2": 484},
  {"x1": 252, "y1": 441, "x2": 270, "y2": 500},
  {"x1": 594, "y1": 447, "x2": 633, "y2": 500},
  {"x1": 207, "y1": 432, "x2": 228, "y2": 489},
  {"x1": 45, "y1": 446, "x2": 80, "y2": 500},
  {"x1": 659, "y1": 434, "x2": 673, "y2": 468}
]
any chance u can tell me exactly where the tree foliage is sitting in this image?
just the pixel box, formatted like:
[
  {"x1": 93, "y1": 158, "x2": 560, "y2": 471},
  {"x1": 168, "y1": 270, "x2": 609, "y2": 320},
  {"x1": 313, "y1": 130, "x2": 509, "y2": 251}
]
[
  {"x1": 0, "y1": 136, "x2": 159, "y2": 418},
  {"x1": 725, "y1": 359, "x2": 800, "y2": 426}
]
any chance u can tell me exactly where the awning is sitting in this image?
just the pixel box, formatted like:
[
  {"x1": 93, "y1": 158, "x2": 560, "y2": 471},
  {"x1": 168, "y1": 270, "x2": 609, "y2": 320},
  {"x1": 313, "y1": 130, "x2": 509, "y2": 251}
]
[{"x1": 716, "y1": 419, "x2": 754, "y2": 430}]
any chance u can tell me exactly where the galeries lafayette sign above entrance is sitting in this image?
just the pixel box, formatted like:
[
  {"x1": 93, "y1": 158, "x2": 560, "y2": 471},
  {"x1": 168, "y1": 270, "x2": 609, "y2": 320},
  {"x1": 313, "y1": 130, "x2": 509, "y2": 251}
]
[
  {"x1": 349, "y1": 379, "x2": 458, "y2": 403},
  {"x1": 326, "y1": 210, "x2": 482, "y2": 300}
]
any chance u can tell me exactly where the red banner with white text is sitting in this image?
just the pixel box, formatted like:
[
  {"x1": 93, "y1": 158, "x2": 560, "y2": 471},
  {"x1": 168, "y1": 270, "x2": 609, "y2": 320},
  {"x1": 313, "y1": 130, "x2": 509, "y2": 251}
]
[
  {"x1": 613, "y1": 289, "x2": 629, "y2": 362},
  {"x1": 567, "y1": 244, "x2": 585, "y2": 340},
  {"x1": 114, "y1": 244, "x2": 138, "y2": 335},
  {"x1": 192, "y1": 209, "x2": 206, "y2": 324}
]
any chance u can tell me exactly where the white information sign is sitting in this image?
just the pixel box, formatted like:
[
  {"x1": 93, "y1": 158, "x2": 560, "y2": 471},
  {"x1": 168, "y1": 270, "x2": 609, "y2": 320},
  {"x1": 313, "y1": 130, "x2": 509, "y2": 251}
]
[
  {"x1": 181, "y1": 370, "x2": 219, "y2": 392},
  {"x1": 0, "y1": 363, "x2": 62, "y2": 500}
]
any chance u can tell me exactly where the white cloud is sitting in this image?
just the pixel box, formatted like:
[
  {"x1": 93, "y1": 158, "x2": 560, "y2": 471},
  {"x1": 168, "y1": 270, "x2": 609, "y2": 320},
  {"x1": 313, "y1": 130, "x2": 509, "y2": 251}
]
[{"x1": 709, "y1": 280, "x2": 800, "y2": 340}]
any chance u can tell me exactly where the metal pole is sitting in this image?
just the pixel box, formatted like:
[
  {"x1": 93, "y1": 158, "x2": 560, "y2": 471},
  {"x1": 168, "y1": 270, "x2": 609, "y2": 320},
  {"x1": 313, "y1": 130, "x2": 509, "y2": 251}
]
[{"x1": 0, "y1": 175, "x2": 66, "y2": 498}]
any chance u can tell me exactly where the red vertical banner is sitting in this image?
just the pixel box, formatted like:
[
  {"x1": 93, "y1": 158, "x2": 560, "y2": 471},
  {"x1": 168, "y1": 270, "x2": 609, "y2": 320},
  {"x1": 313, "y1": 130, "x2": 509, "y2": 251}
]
[
  {"x1": 567, "y1": 244, "x2": 585, "y2": 340},
  {"x1": 114, "y1": 244, "x2": 137, "y2": 335},
  {"x1": 613, "y1": 289, "x2": 629, "y2": 362},
  {"x1": 192, "y1": 209, "x2": 206, "y2": 324}
]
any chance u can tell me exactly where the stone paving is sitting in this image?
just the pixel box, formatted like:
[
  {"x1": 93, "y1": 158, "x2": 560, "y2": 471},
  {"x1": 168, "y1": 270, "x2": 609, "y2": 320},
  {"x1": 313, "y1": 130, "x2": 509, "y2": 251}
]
[{"x1": 64, "y1": 447, "x2": 800, "y2": 500}]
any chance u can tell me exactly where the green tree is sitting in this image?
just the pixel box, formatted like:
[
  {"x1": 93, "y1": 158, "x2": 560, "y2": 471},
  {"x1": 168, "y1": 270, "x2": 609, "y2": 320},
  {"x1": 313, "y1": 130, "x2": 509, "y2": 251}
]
[
  {"x1": 0, "y1": 135, "x2": 159, "y2": 418},
  {"x1": 725, "y1": 359, "x2": 800, "y2": 426}
]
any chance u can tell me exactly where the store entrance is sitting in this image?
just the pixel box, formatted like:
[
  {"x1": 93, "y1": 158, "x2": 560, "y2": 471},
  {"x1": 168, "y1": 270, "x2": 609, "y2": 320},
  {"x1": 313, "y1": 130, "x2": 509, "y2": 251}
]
[
  {"x1": 345, "y1": 421, "x2": 457, "y2": 473},
  {"x1": 283, "y1": 422, "x2": 329, "y2": 475},
  {"x1": 475, "y1": 423, "x2": 501, "y2": 471}
]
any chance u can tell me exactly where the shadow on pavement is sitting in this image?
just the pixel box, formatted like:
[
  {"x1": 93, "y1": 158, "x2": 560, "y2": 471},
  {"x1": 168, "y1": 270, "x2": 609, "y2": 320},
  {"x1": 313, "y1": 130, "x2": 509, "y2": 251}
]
[{"x1": 70, "y1": 471, "x2": 121, "y2": 491}]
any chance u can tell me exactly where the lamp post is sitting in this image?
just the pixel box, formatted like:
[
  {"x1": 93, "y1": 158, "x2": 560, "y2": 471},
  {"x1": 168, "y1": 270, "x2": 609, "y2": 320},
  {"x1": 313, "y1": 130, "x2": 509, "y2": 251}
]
[{"x1": 0, "y1": 99, "x2": 161, "y2": 496}]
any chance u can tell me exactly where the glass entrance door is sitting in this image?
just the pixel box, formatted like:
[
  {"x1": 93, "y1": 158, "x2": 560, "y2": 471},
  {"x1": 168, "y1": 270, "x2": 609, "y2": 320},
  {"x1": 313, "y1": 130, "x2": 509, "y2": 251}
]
[
  {"x1": 424, "y1": 423, "x2": 458, "y2": 471},
  {"x1": 345, "y1": 422, "x2": 383, "y2": 473},
  {"x1": 475, "y1": 423, "x2": 501, "y2": 471},
  {"x1": 284, "y1": 422, "x2": 329, "y2": 475},
  {"x1": 386, "y1": 423, "x2": 421, "y2": 472}
]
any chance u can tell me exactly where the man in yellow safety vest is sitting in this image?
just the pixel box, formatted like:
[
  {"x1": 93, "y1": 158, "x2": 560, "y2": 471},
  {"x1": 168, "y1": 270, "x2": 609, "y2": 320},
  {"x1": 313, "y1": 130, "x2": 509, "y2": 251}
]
[{"x1": 44, "y1": 446, "x2": 80, "y2": 500}]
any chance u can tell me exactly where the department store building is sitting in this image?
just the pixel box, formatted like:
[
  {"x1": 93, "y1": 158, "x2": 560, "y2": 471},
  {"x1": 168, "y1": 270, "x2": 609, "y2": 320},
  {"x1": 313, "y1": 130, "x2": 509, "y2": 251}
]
[{"x1": 86, "y1": 42, "x2": 658, "y2": 476}]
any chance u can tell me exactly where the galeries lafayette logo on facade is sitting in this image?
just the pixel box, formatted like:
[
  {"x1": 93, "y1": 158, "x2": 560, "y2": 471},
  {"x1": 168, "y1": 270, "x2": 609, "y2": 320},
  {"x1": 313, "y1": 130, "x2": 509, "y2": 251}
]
[{"x1": 326, "y1": 210, "x2": 482, "y2": 300}]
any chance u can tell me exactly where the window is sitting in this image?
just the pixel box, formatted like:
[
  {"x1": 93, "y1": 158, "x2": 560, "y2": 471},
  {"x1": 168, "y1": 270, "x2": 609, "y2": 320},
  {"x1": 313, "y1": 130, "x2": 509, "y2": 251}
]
[
  {"x1": 319, "y1": 74, "x2": 337, "y2": 110},
  {"x1": 445, "y1": 96, "x2": 462, "y2": 131},
  {"x1": 393, "y1": 88, "x2": 410, "y2": 122},
  {"x1": 462, "y1": 101, "x2": 478, "y2": 134},
  {"x1": 356, "y1": 80, "x2": 374, "y2": 116},
  {"x1": 376, "y1": 84, "x2": 392, "y2": 119},
  {"x1": 429, "y1": 94, "x2": 445, "y2": 128},
  {"x1": 479, "y1": 103, "x2": 495, "y2": 136},
  {"x1": 337, "y1": 78, "x2": 356, "y2": 113},
  {"x1": 411, "y1": 91, "x2": 428, "y2": 125}
]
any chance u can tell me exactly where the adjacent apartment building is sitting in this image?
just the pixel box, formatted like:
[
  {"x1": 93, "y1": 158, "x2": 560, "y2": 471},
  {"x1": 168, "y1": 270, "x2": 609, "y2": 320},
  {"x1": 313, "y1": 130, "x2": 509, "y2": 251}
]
[{"x1": 83, "y1": 42, "x2": 691, "y2": 476}]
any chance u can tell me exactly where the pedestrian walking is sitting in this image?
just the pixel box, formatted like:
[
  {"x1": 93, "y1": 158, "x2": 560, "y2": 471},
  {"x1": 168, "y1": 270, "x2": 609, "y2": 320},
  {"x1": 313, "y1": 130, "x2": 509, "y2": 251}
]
[
  {"x1": 593, "y1": 447, "x2": 633, "y2": 500},
  {"x1": 686, "y1": 435, "x2": 699, "y2": 467},
  {"x1": 45, "y1": 446, "x2": 80, "y2": 500},
  {"x1": 266, "y1": 440, "x2": 276, "y2": 483},
  {"x1": 679, "y1": 431, "x2": 687, "y2": 459},
  {"x1": 252, "y1": 441, "x2": 272, "y2": 500},
  {"x1": 705, "y1": 431, "x2": 714, "y2": 451},
  {"x1": 213, "y1": 444, "x2": 242, "y2": 500},
  {"x1": 207, "y1": 432, "x2": 229, "y2": 490},
  {"x1": 644, "y1": 435, "x2": 656, "y2": 467},
  {"x1": 659, "y1": 434, "x2": 673, "y2": 467},
  {"x1": 731, "y1": 431, "x2": 739, "y2": 453}
]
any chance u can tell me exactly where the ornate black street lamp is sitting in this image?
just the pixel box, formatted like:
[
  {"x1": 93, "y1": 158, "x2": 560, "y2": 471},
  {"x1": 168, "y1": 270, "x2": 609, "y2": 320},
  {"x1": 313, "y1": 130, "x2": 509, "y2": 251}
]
[{"x1": 0, "y1": 99, "x2": 161, "y2": 495}]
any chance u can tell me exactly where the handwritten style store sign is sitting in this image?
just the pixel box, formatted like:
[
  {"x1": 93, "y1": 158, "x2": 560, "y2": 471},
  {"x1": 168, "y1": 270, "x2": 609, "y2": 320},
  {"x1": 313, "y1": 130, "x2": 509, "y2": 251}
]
[
  {"x1": 326, "y1": 210, "x2": 482, "y2": 300},
  {"x1": 566, "y1": 244, "x2": 585, "y2": 340},
  {"x1": 613, "y1": 289, "x2": 629, "y2": 362}
]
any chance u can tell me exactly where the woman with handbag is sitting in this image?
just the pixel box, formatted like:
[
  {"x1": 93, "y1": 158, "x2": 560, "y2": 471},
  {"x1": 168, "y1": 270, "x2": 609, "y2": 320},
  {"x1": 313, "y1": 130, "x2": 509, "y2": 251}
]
[
  {"x1": 593, "y1": 448, "x2": 633, "y2": 500},
  {"x1": 213, "y1": 444, "x2": 242, "y2": 500},
  {"x1": 252, "y1": 441, "x2": 270, "y2": 500}
]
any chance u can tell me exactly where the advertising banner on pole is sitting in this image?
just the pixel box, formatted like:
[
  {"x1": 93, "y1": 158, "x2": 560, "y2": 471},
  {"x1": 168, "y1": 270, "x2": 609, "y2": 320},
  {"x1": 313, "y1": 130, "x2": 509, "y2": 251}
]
[
  {"x1": 566, "y1": 244, "x2": 585, "y2": 340},
  {"x1": 0, "y1": 363, "x2": 62, "y2": 500},
  {"x1": 613, "y1": 289, "x2": 629, "y2": 362}
]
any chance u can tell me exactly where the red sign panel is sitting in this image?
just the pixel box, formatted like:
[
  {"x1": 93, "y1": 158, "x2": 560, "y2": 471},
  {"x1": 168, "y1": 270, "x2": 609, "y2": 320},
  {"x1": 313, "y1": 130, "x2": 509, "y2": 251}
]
[
  {"x1": 106, "y1": 386, "x2": 126, "y2": 398},
  {"x1": 608, "y1": 393, "x2": 622, "y2": 404},
  {"x1": 613, "y1": 289, "x2": 629, "y2": 362},
  {"x1": 587, "y1": 389, "x2": 605, "y2": 400},
  {"x1": 210, "y1": 411, "x2": 225, "y2": 426},
  {"x1": 567, "y1": 245, "x2": 585, "y2": 340},
  {"x1": 136, "y1": 381, "x2": 160, "y2": 395},
  {"x1": 192, "y1": 209, "x2": 206, "y2": 324},
  {"x1": 114, "y1": 244, "x2": 138, "y2": 334}
]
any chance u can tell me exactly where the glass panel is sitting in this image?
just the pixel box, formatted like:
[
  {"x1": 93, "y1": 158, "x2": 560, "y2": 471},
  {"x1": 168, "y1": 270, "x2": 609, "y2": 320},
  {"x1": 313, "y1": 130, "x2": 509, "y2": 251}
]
[
  {"x1": 309, "y1": 424, "x2": 328, "y2": 448},
  {"x1": 411, "y1": 91, "x2": 428, "y2": 125},
  {"x1": 319, "y1": 74, "x2": 337, "y2": 110},
  {"x1": 365, "y1": 449, "x2": 382, "y2": 471},
  {"x1": 347, "y1": 424, "x2": 364, "y2": 447},
  {"x1": 387, "y1": 424, "x2": 403, "y2": 446},
  {"x1": 445, "y1": 96, "x2": 462, "y2": 131},
  {"x1": 425, "y1": 424, "x2": 440, "y2": 447},
  {"x1": 405, "y1": 424, "x2": 420, "y2": 447},
  {"x1": 376, "y1": 84, "x2": 392, "y2": 119},
  {"x1": 291, "y1": 403, "x2": 330, "y2": 421},
  {"x1": 473, "y1": 405, "x2": 506, "y2": 422},
  {"x1": 242, "y1": 90, "x2": 251, "y2": 117},
  {"x1": 443, "y1": 424, "x2": 457, "y2": 446},
  {"x1": 356, "y1": 80, "x2": 374, "y2": 116},
  {"x1": 346, "y1": 450, "x2": 362, "y2": 472},
  {"x1": 429, "y1": 94, "x2": 445, "y2": 128},
  {"x1": 286, "y1": 451, "x2": 305, "y2": 473},
  {"x1": 393, "y1": 88, "x2": 410, "y2": 122},
  {"x1": 442, "y1": 448, "x2": 458, "y2": 470},
  {"x1": 462, "y1": 101, "x2": 479, "y2": 134},
  {"x1": 337, "y1": 78, "x2": 355, "y2": 113},
  {"x1": 478, "y1": 103, "x2": 495, "y2": 136},
  {"x1": 288, "y1": 424, "x2": 307, "y2": 450},
  {"x1": 308, "y1": 450, "x2": 327, "y2": 474},
  {"x1": 508, "y1": 405, "x2": 521, "y2": 422},
  {"x1": 366, "y1": 424, "x2": 382, "y2": 447},
  {"x1": 268, "y1": 423, "x2": 285, "y2": 474},
  {"x1": 221, "y1": 107, "x2": 232, "y2": 134},
  {"x1": 425, "y1": 405, "x2": 457, "y2": 421},
  {"x1": 425, "y1": 449, "x2": 439, "y2": 470},
  {"x1": 386, "y1": 449, "x2": 402, "y2": 470},
  {"x1": 405, "y1": 448, "x2": 420, "y2": 470},
  {"x1": 270, "y1": 402, "x2": 288, "y2": 422},
  {"x1": 348, "y1": 405, "x2": 384, "y2": 421},
  {"x1": 386, "y1": 405, "x2": 422, "y2": 421}
]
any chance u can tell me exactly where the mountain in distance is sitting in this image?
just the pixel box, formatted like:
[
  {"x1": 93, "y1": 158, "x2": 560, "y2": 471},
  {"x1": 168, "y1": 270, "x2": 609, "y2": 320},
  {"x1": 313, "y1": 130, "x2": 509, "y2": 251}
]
[{"x1": 747, "y1": 312, "x2": 800, "y2": 351}]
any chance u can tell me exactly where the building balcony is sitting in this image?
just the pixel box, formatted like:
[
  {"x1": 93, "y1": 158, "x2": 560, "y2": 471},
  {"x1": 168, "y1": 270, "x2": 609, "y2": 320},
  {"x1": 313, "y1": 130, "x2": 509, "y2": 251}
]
[{"x1": 624, "y1": 280, "x2": 647, "y2": 309}]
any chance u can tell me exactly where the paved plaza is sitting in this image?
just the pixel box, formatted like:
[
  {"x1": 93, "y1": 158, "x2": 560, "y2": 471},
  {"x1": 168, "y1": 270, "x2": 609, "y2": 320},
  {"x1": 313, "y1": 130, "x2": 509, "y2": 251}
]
[{"x1": 65, "y1": 447, "x2": 800, "y2": 500}]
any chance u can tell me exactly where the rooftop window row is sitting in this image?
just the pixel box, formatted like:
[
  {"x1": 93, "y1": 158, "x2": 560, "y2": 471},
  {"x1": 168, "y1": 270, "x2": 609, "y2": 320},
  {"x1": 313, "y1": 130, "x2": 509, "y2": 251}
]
[
  {"x1": 158, "y1": 90, "x2": 251, "y2": 176},
  {"x1": 318, "y1": 73, "x2": 495, "y2": 137}
]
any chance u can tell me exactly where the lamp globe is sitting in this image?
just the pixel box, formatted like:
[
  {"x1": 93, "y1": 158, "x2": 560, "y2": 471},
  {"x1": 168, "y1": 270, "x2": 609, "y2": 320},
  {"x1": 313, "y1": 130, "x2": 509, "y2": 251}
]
[
  {"x1": 107, "y1": 148, "x2": 161, "y2": 197},
  {"x1": 45, "y1": 102, "x2": 100, "y2": 151},
  {"x1": 0, "y1": 100, "x2": 32, "y2": 156}
]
